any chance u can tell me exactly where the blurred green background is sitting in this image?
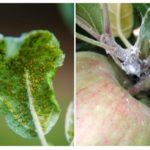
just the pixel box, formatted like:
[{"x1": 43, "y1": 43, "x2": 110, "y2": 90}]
[{"x1": 0, "y1": 3, "x2": 74, "y2": 146}]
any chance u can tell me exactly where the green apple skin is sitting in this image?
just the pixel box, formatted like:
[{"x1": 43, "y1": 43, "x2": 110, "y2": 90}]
[{"x1": 76, "y1": 51, "x2": 150, "y2": 146}]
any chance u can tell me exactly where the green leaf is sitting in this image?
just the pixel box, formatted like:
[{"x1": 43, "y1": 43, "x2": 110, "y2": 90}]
[
  {"x1": 139, "y1": 9, "x2": 150, "y2": 39},
  {"x1": 65, "y1": 100, "x2": 74, "y2": 145},
  {"x1": 76, "y1": 3, "x2": 104, "y2": 34},
  {"x1": 133, "y1": 4, "x2": 150, "y2": 30},
  {"x1": 0, "y1": 30, "x2": 65, "y2": 139},
  {"x1": 133, "y1": 3, "x2": 150, "y2": 16},
  {"x1": 136, "y1": 8, "x2": 150, "y2": 58},
  {"x1": 108, "y1": 3, "x2": 133, "y2": 38}
]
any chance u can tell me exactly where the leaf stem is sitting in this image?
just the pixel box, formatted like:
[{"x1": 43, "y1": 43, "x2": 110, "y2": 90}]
[
  {"x1": 116, "y1": 3, "x2": 132, "y2": 48},
  {"x1": 76, "y1": 32, "x2": 113, "y2": 52},
  {"x1": 25, "y1": 70, "x2": 48, "y2": 146},
  {"x1": 102, "y1": 3, "x2": 112, "y2": 35}
]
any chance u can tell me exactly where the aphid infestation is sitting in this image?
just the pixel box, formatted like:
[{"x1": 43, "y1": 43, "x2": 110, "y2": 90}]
[{"x1": 76, "y1": 3, "x2": 150, "y2": 146}]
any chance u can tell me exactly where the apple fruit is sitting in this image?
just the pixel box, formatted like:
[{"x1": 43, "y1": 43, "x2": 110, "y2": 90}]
[{"x1": 76, "y1": 51, "x2": 150, "y2": 145}]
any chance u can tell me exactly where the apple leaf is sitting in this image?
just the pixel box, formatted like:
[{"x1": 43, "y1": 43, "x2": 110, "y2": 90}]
[
  {"x1": 133, "y1": 3, "x2": 150, "y2": 16},
  {"x1": 133, "y1": 4, "x2": 150, "y2": 30},
  {"x1": 108, "y1": 3, "x2": 133, "y2": 38},
  {"x1": 65, "y1": 100, "x2": 74, "y2": 145},
  {"x1": 139, "y1": 8, "x2": 150, "y2": 40},
  {"x1": 0, "y1": 30, "x2": 65, "y2": 139},
  {"x1": 76, "y1": 3, "x2": 104, "y2": 34},
  {"x1": 135, "y1": 8, "x2": 150, "y2": 58}
]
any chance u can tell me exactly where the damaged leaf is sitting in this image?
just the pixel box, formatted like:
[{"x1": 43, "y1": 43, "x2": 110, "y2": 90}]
[{"x1": 0, "y1": 30, "x2": 65, "y2": 138}]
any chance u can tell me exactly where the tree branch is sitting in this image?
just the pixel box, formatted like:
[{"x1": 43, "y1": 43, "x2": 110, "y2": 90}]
[{"x1": 76, "y1": 32, "x2": 113, "y2": 52}]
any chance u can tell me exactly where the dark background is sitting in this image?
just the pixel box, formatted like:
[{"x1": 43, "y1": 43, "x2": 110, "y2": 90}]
[{"x1": 0, "y1": 3, "x2": 74, "y2": 146}]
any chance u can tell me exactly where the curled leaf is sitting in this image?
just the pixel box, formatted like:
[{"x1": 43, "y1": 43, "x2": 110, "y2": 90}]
[
  {"x1": 0, "y1": 30, "x2": 65, "y2": 139},
  {"x1": 65, "y1": 100, "x2": 74, "y2": 145}
]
